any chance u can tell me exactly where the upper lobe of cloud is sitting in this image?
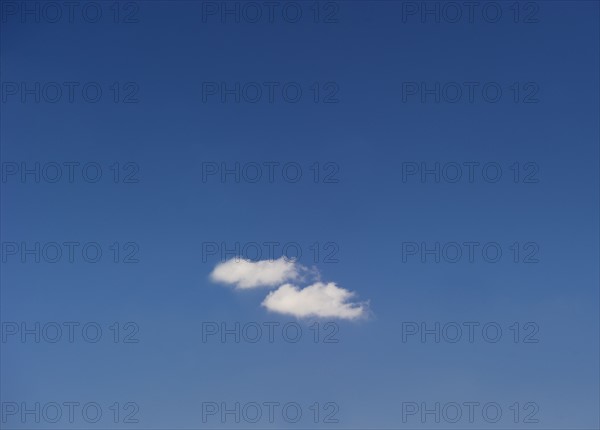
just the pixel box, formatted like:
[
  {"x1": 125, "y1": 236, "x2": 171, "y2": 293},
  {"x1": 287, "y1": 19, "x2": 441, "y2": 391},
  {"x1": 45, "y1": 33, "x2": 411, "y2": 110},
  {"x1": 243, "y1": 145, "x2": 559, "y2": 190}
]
[
  {"x1": 210, "y1": 257, "x2": 299, "y2": 289},
  {"x1": 261, "y1": 282, "x2": 367, "y2": 320}
]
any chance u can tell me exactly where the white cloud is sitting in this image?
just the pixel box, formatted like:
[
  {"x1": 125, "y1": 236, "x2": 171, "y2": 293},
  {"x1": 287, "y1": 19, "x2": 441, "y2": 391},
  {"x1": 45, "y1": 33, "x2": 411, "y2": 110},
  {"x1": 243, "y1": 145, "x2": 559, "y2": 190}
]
[
  {"x1": 261, "y1": 282, "x2": 367, "y2": 320},
  {"x1": 209, "y1": 257, "x2": 299, "y2": 289}
]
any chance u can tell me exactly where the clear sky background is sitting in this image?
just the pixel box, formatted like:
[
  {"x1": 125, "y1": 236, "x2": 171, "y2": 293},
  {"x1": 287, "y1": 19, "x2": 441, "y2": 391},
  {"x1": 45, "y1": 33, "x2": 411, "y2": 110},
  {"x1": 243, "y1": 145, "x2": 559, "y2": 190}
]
[{"x1": 1, "y1": 1, "x2": 599, "y2": 429}]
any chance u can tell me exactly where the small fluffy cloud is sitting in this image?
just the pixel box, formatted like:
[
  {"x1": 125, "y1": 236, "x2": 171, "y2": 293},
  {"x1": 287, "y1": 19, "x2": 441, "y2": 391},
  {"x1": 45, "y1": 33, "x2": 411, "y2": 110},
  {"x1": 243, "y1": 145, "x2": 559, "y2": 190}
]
[
  {"x1": 262, "y1": 282, "x2": 367, "y2": 320},
  {"x1": 210, "y1": 257, "x2": 299, "y2": 289}
]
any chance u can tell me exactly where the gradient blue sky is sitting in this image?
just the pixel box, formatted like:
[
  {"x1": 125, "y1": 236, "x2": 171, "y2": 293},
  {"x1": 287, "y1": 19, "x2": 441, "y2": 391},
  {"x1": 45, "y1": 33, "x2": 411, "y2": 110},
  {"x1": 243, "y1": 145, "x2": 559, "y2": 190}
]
[{"x1": 1, "y1": 1, "x2": 599, "y2": 428}]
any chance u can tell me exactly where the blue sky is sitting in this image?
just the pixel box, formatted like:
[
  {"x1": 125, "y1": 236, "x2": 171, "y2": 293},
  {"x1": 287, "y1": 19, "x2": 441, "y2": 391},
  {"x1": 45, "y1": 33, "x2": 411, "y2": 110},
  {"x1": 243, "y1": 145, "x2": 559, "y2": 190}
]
[{"x1": 1, "y1": 1, "x2": 599, "y2": 428}]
